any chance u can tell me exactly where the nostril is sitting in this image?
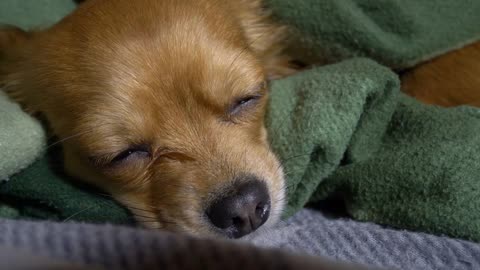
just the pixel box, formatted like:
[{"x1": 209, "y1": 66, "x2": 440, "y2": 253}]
[
  {"x1": 255, "y1": 202, "x2": 269, "y2": 220},
  {"x1": 256, "y1": 203, "x2": 265, "y2": 215},
  {"x1": 232, "y1": 216, "x2": 244, "y2": 227},
  {"x1": 255, "y1": 206, "x2": 263, "y2": 217}
]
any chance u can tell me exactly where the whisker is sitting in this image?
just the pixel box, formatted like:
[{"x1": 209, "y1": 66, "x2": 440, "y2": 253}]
[
  {"x1": 44, "y1": 129, "x2": 95, "y2": 151},
  {"x1": 130, "y1": 213, "x2": 157, "y2": 220},
  {"x1": 123, "y1": 205, "x2": 157, "y2": 213},
  {"x1": 62, "y1": 205, "x2": 98, "y2": 222},
  {"x1": 138, "y1": 220, "x2": 162, "y2": 223},
  {"x1": 95, "y1": 192, "x2": 163, "y2": 211}
]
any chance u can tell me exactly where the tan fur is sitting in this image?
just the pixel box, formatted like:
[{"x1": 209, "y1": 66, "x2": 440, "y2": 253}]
[
  {"x1": 0, "y1": 0, "x2": 290, "y2": 236},
  {"x1": 3, "y1": 0, "x2": 477, "y2": 237}
]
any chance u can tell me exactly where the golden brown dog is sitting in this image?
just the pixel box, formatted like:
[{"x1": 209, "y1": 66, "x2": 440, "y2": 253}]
[
  {"x1": 1, "y1": 0, "x2": 478, "y2": 239},
  {"x1": 0, "y1": 0, "x2": 295, "y2": 238}
]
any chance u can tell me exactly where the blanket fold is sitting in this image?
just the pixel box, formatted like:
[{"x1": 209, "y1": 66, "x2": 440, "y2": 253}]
[
  {"x1": 265, "y1": 58, "x2": 400, "y2": 217},
  {"x1": 265, "y1": 59, "x2": 480, "y2": 242},
  {"x1": 267, "y1": 0, "x2": 480, "y2": 68},
  {"x1": 319, "y1": 96, "x2": 480, "y2": 241}
]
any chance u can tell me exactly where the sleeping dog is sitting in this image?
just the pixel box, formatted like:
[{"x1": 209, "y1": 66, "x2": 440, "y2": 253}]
[
  {"x1": 0, "y1": 0, "x2": 294, "y2": 238},
  {"x1": 1, "y1": 0, "x2": 478, "y2": 239}
]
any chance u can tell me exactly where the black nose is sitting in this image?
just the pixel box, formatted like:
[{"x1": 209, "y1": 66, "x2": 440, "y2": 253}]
[{"x1": 206, "y1": 179, "x2": 271, "y2": 238}]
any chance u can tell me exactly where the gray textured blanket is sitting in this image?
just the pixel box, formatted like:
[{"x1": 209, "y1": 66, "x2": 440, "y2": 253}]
[
  {"x1": 1, "y1": 209, "x2": 479, "y2": 270},
  {"x1": 249, "y1": 210, "x2": 480, "y2": 269}
]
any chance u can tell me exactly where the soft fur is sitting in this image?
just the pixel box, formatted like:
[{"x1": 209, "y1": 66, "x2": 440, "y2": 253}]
[
  {"x1": 1, "y1": 0, "x2": 478, "y2": 238},
  {"x1": 0, "y1": 0, "x2": 294, "y2": 237}
]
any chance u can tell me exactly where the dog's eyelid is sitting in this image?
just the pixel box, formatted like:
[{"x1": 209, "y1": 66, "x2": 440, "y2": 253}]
[
  {"x1": 226, "y1": 81, "x2": 267, "y2": 117},
  {"x1": 228, "y1": 93, "x2": 263, "y2": 116},
  {"x1": 88, "y1": 155, "x2": 111, "y2": 168},
  {"x1": 111, "y1": 145, "x2": 150, "y2": 163},
  {"x1": 90, "y1": 144, "x2": 151, "y2": 168}
]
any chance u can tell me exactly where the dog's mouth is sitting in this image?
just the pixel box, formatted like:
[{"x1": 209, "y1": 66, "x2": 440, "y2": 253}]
[{"x1": 119, "y1": 173, "x2": 283, "y2": 239}]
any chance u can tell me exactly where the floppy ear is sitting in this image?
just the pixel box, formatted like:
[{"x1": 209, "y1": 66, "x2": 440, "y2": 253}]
[
  {"x1": 0, "y1": 25, "x2": 29, "y2": 83},
  {"x1": 0, "y1": 25, "x2": 30, "y2": 57},
  {"x1": 233, "y1": 0, "x2": 298, "y2": 79},
  {"x1": 0, "y1": 25, "x2": 35, "y2": 112}
]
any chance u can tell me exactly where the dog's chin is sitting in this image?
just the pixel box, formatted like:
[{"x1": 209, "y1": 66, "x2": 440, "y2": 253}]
[{"x1": 123, "y1": 171, "x2": 286, "y2": 239}]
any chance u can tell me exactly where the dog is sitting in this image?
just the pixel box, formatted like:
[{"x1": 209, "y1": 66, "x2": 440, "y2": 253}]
[
  {"x1": 1, "y1": 0, "x2": 478, "y2": 239},
  {"x1": 0, "y1": 0, "x2": 296, "y2": 238}
]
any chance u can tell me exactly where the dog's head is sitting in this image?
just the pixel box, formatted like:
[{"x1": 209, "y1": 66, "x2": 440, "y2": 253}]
[
  {"x1": 0, "y1": 0, "x2": 288, "y2": 238},
  {"x1": 66, "y1": 46, "x2": 286, "y2": 238}
]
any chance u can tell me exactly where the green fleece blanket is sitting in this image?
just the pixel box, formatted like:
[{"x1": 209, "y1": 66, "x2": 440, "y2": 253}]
[
  {"x1": 268, "y1": 0, "x2": 480, "y2": 68},
  {"x1": 1, "y1": 0, "x2": 480, "y2": 241},
  {"x1": 267, "y1": 60, "x2": 480, "y2": 242}
]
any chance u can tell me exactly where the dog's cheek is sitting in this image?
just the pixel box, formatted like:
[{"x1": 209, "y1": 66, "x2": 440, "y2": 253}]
[
  {"x1": 254, "y1": 146, "x2": 286, "y2": 221},
  {"x1": 63, "y1": 145, "x2": 103, "y2": 186},
  {"x1": 259, "y1": 125, "x2": 269, "y2": 143}
]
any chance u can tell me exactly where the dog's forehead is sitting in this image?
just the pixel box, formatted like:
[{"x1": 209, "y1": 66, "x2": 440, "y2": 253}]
[
  {"x1": 56, "y1": 0, "x2": 266, "y2": 150},
  {"x1": 80, "y1": 54, "x2": 264, "y2": 147},
  {"x1": 99, "y1": 35, "x2": 265, "y2": 111},
  {"x1": 46, "y1": 0, "x2": 265, "y2": 109}
]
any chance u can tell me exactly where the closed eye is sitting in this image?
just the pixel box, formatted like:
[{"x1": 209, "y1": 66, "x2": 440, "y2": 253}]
[
  {"x1": 90, "y1": 144, "x2": 151, "y2": 168},
  {"x1": 111, "y1": 146, "x2": 151, "y2": 164},
  {"x1": 229, "y1": 94, "x2": 262, "y2": 116},
  {"x1": 227, "y1": 81, "x2": 267, "y2": 118}
]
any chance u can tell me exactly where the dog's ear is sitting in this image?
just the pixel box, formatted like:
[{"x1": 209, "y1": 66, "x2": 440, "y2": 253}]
[
  {"x1": 233, "y1": 0, "x2": 297, "y2": 79},
  {"x1": 0, "y1": 25, "x2": 34, "y2": 111},
  {"x1": 0, "y1": 25, "x2": 30, "y2": 57},
  {"x1": 1, "y1": 25, "x2": 30, "y2": 83}
]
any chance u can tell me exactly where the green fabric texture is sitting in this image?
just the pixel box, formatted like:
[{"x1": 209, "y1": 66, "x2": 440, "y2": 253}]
[
  {"x1": 0, "y1": 0, "x2": 75, "y2": 30},
  {"x1": 268, "y1": 0, "x2": 480, "y2": 68},
  {"x1": 0, "y1": 92, "x2": 45, "y2": 181},
  {"x1": 266, "y1": 59, "x2": 480, "y2": 242},
  {"x1": 1, "y1": 0, "x2": 480, "y2": 241},
  {"x1": 0, "y1": 154, "x2": 133, "y2": 224}
]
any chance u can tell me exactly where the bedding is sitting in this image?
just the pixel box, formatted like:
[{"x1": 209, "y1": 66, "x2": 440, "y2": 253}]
[
  {"x1": 1, "y1": 0, "x2": 480, "y2": 244},
  {"x1": 1, "y1": 209, "x2": 480, "y2": 270}
]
